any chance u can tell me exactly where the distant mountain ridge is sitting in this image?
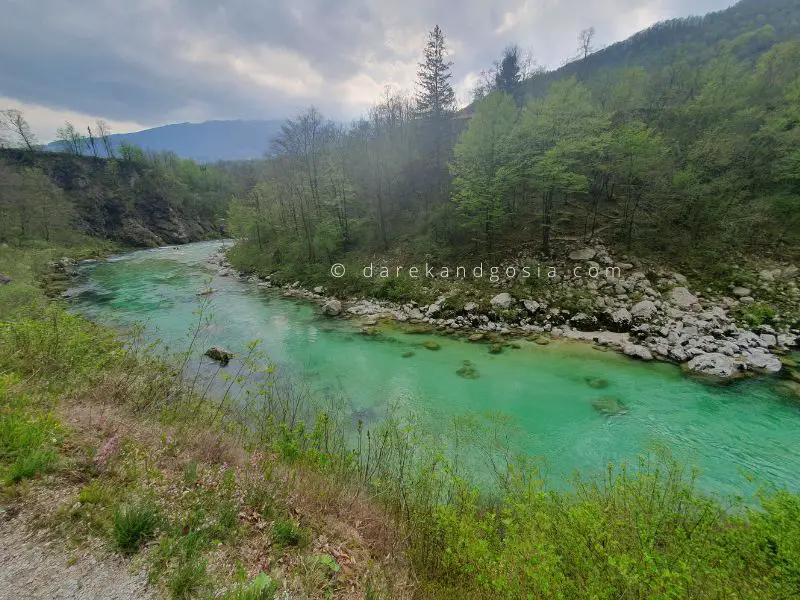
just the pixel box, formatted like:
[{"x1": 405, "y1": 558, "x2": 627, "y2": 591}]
[{"x1": 45, "y1": 119, "x2": 285, "y2": 163}]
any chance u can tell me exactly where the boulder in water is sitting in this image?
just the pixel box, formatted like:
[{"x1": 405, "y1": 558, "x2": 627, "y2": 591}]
[
  {"x1": 205, "y1": 346, "x2": 233, "y2": 366},
  {"x1": 456, "y1": 360, "x2": 480, "y2": 379},
  {"x1": 584, "y1": 376, "x2": 609, "y2": 389},
  {"x1": 591, "y1": 396, "x2": 629, "y2": 416},
  {"x1": 423, "y1": 340, "x2": 441, "y2": 351}
]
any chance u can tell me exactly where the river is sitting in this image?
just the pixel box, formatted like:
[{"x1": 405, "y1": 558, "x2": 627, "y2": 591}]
[{"x1": 68, "y1": 241, "x2": 800, "y2": 497}]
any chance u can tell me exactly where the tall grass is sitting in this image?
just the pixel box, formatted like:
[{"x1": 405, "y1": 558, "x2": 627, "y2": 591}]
[{"x1": 2, "y1": 297, "x2": 799, "y2": 598}]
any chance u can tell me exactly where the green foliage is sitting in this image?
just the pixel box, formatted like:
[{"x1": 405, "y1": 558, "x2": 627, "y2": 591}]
[
  {"x1": 166, "y1": 559, "x2": 209, "y2": 600},
  {"x1": 112, "y1": 500, "x2": 163, "y2": 555},
  {"x1": 0, "y1": 379, "x2": 62, "y2": 484},
  {"x1": 737, "y1": 302, "x2": 777, "y2": 327},
  {"x1": 221, "y1": 573, "x2": 279, "y2": 600},
  {"x1": 271, "y1": 518, "x2": 308, "y2": 548}
]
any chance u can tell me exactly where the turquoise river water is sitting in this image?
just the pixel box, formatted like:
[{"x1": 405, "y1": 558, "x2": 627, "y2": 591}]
[{"x1": 68, "y1": 241, "x2": 800, "y2": 497}]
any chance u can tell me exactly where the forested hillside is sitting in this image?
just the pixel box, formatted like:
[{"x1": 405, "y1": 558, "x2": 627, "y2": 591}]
[
  {"x1": 0, "y1": 147, "x2": 237, "y2": 247},
  {"x1": 43, "y1": 119, "x2": 285, "y2": 163},
  {"x1": 228, "y1": 0, "x2": 800, "y2": 289}
]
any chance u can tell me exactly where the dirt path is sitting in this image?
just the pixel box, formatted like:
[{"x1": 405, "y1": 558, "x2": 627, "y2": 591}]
[{"x1": 0, "y1": 510, "x2": 157, "y2": 600}]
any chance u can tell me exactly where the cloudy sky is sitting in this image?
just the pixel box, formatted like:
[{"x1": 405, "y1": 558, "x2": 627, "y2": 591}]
[{"x1": 1, "y1": 0, "x2": 735, "y2": 141}]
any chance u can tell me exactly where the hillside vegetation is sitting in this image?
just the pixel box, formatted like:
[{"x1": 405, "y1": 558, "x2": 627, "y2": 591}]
[
  {"x1": 228, "y1": 0, "x2": 800, "y2": 288},
  {"x1": 0, "y1": 147, "x2": 236, "y2": 248}
]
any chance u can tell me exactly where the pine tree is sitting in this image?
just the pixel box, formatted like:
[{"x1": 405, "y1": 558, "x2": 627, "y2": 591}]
[
  {"x1": 495, "y1": 45, "x2": 522, "y2": 102},
  {"x1": 416, "y1": 25, "x2": 456, "y2": 120}
]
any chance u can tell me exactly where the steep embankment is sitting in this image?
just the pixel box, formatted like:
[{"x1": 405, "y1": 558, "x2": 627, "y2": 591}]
[{"x1": 0, "y1": 149, "x2": 228, "y2": 247}]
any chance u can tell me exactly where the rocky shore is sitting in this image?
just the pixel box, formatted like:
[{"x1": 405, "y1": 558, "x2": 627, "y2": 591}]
[{"x1": 209, "y1": 244, "x2": 800, "y2": 382}]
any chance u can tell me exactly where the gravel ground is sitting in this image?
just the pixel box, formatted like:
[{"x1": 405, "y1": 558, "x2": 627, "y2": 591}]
[{"x1": 0, "y1": 511, "x2": 158, "y2": 600}]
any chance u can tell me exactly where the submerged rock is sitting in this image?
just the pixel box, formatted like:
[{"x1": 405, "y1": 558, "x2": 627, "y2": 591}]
[
  {"x1": 204, "y1": 346, "x2": 233, "y2": 366},
  {"x1": 423, "y1": 340, "x2": 441, "y2": 351},
  {"x1": 592, "y1": 396, "x2": 628, "y2": 416},
  {"x1": 456, "y1": 360, "x2": 480, "y2": 379},
  {"x1": 196, "y1": 287, "x2": 216, "y2": 296},
  {"x1": 402, "y1": 351, "x2": 415, "y2": 358},
  {"x1": 489, "y1": 343, "x2": 503, "y2": 354},
  {"x1": 584, "y1": 376, "x2": 609, "y2": 389},
  {"x1": 468, "y1": 333, "x2": 485, "y2": 342}
]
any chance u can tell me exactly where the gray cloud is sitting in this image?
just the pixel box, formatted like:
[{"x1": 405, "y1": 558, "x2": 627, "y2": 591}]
[{"x1": 0, "y1": 0, "x2": 734, "y2": 135}]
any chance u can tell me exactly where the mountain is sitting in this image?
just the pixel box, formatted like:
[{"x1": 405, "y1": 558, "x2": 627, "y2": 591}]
[
  {"x1": 46, "y1": 119, "x2": 285, "y2": 163},
  {"x1": 524, "y1": 0, "x2": 800, "y2": 98}
]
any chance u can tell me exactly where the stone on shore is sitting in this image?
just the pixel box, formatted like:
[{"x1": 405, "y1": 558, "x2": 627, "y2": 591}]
[
  {"x1": 569, "y1": 248, "x2": 596, "y2": 261},
  {"x1": 623, "y1": 343, "x2": 653, "y2": 361},
  {"x1": 490, "y1": 293, "x2": 514, "y2": 309},
  {"x1": 630, "y1": 300, "x2": 657, "y2": 321},
  {"x1": 684, "y1": 353, "x2": 740, "y2": 379},
  {"x1": 321, "y1": 298, "x2": 342, "y2": 316},
  {"x1": 669, "y1": 287, "x2": 699, "y2": 309}
]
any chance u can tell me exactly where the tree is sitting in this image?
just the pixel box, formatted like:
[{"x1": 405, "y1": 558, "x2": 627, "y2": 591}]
[
  {"x1": 0, "y1": 109, "x2": 38, "y2": 150},
  {"x1": 494, "y1": 45, "x2": 523, "y2": 102},
  {"x1": 578, "y1": 27, "x2": 596, "y2": 60},
  {"x1": 416, "y1": 25, "x2": 456, "y2": 120},
  {"x1": 95, "y1": 119, "x2": 115, "y2": 158},
  {"x1": 56, "y1": 122, "x2": 84, "y2": 155},
  {"x1": 450, "y1": 92, "x2": 518, "y2": 251}
]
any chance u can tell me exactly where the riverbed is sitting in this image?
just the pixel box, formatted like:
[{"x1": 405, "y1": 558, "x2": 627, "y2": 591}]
[{"x1": 68, "y1": 241, "x2": 800, "y2": 497}]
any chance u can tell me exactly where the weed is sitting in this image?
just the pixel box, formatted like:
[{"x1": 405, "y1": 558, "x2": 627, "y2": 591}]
[
  {"x1": 166, "y1": 559, "x2": 208, "y2": 599},
  {"x1": 112, "y1": 499, "x2": 162, "y2": 554},
  {"x1": 272, "y1": 518, "x2": 308, "y2": 548},
  {"x1": 221, "y1": 572, "x2": 280, "y2": 600}
]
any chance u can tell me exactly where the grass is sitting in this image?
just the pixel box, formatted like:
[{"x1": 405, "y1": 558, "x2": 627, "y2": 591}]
[
  {"x1": 112, "y1": 500, "x2": 162, "y2": 554},
  {"x1": 1, "y1": 242, "x2": 800, "y2": 599},
  {"x1": 271, "y1": 517, "x2": 308, "y2": 548}
]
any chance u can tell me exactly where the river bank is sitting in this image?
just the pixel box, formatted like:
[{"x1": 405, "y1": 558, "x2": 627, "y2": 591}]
[{"x1": 218, "y1": 241, "x2": 800, "y2": 385}]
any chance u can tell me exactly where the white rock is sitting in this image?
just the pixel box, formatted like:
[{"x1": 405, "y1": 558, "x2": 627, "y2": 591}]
[
  {"x1": 760, "y1": 334, "x2": 777, "y2": 347},
  {"x1": 623, "y1": 343, "x2": 653, "y2": 361},
  {"x1": 607, "y1": 308, "x2": 632, "y2": 332},
  {"x1": 569, "y1": 248, "x2": 596, "y2": 261},
  {"x1": 523, "y1": 299, "x2": 540, "y2": 314},
  {"x1": 669, "y1": 287, "x2": 698, "y2": 309},
  {"x1": 321, "y1": 299, "x2": 342, "y2": 316},
  {"x1": 741, "y1": 348, "x2": 782, "y2": 373},
  {"x1": 685, "y1": 353, "x2": 740, "y2": 378},
  {"x1": 631, "y1": 300, "x2": 658, "y2": 321},
  {"x1": 732, "y1": 287, "x2": 751, "y2": 297},
  {"x1": 490, "y1": 293, "x2": 514, "y2": 309}
]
